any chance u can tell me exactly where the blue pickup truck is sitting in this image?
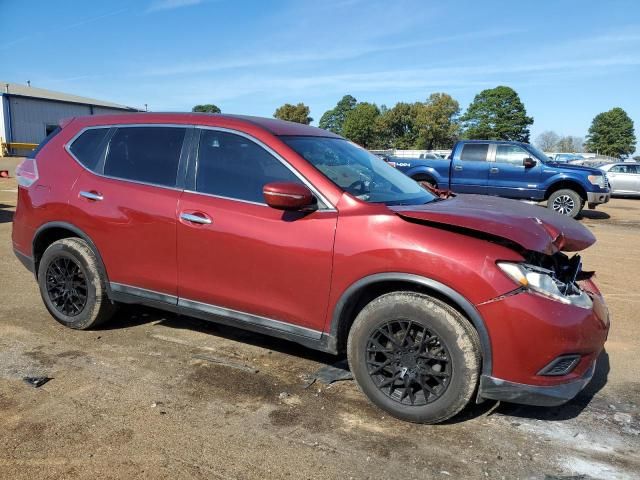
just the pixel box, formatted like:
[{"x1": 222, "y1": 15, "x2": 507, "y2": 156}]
[{"x1": 388, "y1": 140, "x2": 610, "y2": 217}]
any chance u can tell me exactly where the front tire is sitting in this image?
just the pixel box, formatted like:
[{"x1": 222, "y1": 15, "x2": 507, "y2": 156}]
[
  {"x1": 38, "y1": 238, "x2": 115, "y2": 330},
  {"x1": 413, "y1": 175, "x2": 437, "y2": 190},
  {"x1": 548, "y1": 189, "x2": 583, "y2": 218},
  {"x1": 347, "y1": 292, "x2": 480, "y2": 424}
]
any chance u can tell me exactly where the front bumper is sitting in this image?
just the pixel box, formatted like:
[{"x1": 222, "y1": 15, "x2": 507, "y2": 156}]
[
  {"x1": 587, "y1": 190, "x2": 610, "y2": 208},
  {"x1": 478, "y1": 362, "x2": 595, "y2": 406},
  {"x1": 476, "y1": 279, "x2": 608, "y2": 406}
]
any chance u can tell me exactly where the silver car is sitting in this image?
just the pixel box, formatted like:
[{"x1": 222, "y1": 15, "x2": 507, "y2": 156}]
[{"x1": 600, "y1": 163, "x2": 640, "y2": 196}]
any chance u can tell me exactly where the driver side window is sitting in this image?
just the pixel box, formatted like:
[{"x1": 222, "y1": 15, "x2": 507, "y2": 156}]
[
  {"x1": 495, "y1": 145, "x2": 529, "y2": 166},
  {"x1": 195, "y1": 129, "x2": 301, "y2": 204}
]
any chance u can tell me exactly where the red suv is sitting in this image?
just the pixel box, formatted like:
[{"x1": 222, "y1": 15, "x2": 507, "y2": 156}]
[{"x1": 12, "y1": 113, "x2": 609, "y2": 423}]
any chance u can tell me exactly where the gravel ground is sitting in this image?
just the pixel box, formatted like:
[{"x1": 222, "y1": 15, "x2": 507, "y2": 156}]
[{"x1": 1, "y1": 157, "x2": 639, "y2": 479}]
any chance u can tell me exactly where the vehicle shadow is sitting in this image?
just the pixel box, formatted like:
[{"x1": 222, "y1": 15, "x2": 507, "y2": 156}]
[
  {"x1": 101, "y1": 304, "x2": 610, "y2": 423},
  {"x1": 100, "y1": 304, "x2": 339, "y2": 365},
  {"x1": 580, "y1": 210, "x2": 610, "y2": 220},
  {"x1": 0, "y1": 204, "x2": 15, "y2": 223}
]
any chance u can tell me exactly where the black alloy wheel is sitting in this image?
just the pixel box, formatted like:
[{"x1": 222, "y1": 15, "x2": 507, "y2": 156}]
[
  {"x1": 45, "y1": 257, "x2": 88, "y2": 316},
  {"x1": 366, "y1": 320, "x2": 451, "y2": 406}
]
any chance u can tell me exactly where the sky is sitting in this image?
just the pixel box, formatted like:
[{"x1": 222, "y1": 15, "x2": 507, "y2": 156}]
[{"x1": 1, "y1": 0, "x2": 639, "y2": 148}]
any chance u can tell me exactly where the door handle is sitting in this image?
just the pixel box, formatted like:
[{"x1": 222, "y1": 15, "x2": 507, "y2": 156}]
[
  {"x1": 180, "y1": 212, "x2": 212, "y2": 225},
  {"x1": 453, "y1": 165, "x2": 463, "y2": 171},
  {"x1": 79, "y1": 191, "x2": 103, "y2": 201},
  {"x1": 490, "y1": 167, "x2": 499, "y2": 173}
]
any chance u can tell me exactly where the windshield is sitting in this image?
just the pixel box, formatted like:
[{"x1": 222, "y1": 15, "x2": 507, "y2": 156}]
[{"x1": 281, "y1": 136, "x2": 437, "y2": 205}]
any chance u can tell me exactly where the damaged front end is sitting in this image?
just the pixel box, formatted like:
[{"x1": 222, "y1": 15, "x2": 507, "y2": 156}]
[{"x1": 497, "y1": 252, "x2": 594, "y2": 309}]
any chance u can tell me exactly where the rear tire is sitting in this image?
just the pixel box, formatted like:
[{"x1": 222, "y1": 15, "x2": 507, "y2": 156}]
[
  {"x1": 547, "y1": 189, "x2": 583, "y2": 218},
  {"x1": 347, "y1": 292, "x2": 480, "y2": 424},
  {"x1": 38, "y1": 238, "x2": 115, "y2": 330}
]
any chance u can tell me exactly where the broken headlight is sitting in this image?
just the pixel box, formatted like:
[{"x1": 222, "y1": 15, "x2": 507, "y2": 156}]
[{"x1": 497, "y1": 262, "x2": 593, "y2": 309}]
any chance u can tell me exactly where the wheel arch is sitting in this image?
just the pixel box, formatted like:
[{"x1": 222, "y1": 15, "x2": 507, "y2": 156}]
[
  {"x1": 32, "y1": 222, "x2": 111, "y2": 294},
  {"x1": 544, "y1": 179, "x2": 588, "y2": 201},
  {"x1": 327, "y1": 273, "x2": 492, "y2": 376},
  {"x1": 405, "y1": 166, "x2": 441, "y2": 184}
]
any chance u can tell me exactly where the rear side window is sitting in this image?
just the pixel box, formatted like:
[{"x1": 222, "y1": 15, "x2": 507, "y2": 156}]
[
  {"x1": 69, "y1": 128, "x2": 110, "y2": 171},
  {"x1": 104, "y1": 127, "x2": 186, "y2": 187},
  {"x1": 196, "y1": 129, "x2": 300, "y2": 203},
  {"x1": 460, "y1": 143, "x2": 489, "y2": 162}
]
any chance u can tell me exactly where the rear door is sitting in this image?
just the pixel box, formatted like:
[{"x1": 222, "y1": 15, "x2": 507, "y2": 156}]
[
  {"x1": 489, "y1": 144, "x2": 543, "y2": 199},
  {"x1": 68, "y1": 125, "x2": 190, "y2": 298},
  {"x1": 450, "y1": 143, "x2": 490, "y2": 194}
]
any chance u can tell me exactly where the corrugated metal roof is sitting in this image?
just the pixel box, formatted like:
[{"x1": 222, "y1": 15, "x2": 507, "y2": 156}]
[{"x1": 0, "y1": 81, "x2": 138, "y2": 111}]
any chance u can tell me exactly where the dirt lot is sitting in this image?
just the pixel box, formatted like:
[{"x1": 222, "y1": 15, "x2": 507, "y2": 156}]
[{"x1": 1, "y1": 157, "x2": 639, "y2": 479}]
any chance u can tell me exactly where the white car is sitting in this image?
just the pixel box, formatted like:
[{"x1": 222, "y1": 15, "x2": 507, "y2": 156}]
[{"x1": 600, "y1": 163, "x2": 640, "y2": 196}]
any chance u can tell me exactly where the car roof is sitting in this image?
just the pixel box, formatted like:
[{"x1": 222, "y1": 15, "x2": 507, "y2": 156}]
[
  {"x1": 601, "y1": 162, "x2": 638, "y2": 168},
  {"x1": 459, "y1": 139, "x2": 529, "y2": 146},
  {"x1": 66, "y1": 112, "x2": 342, "y2": 138}
]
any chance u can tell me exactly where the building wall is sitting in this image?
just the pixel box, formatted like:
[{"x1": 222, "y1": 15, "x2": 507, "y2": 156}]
[
  {"x1": 0, "y1": 96, "x2": 7, "y2": 145},
  {"x1": 7, "y1": 96, "x2": 132, "y2": 145},
  {"x1": 8, "y1": 96, "x2": 92, "y2": 144}
]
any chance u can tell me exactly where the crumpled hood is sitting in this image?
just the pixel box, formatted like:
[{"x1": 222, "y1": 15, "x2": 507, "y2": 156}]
[{"x1": 390, "y1": 194, "x2": 595, "y2": 255}]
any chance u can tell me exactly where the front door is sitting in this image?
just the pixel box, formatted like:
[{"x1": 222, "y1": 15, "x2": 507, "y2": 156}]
[
  {"x1": 608, "y1": 164, "x2": 639, "y2": 193},
  {"x1": 489, "y1": 144, "x2": 543, "y2": 199},
  {"x1": 450, "y1": 143, "x2": 490, "y2": 194},
  {"x1": 176, "y1": 129, "x2": 337, "y2": 333}
]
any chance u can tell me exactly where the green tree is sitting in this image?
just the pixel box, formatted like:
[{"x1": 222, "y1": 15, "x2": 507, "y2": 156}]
[
  {"x1": 273, "y1": 103, "x2": 313, "y2": 124},
  {"x1": 342, "y1": 102, "x2": 381, "y2": 148},
  {"x1": 377, "y1": 102, "x2": 418, "y2": 149},
  {"x1": 318, "y1": 95, "x2": 357, "y2": 134},
  {"x1": 535, "y1": 130, "x2": 560, "y2": 151},
  {"x1": 192, "y1": 104, "x2": 221, "y2": 113},
  {"x1": 461, "y1": 86, "x2": 533, "y2": 142},
  {"x1": 584, "y1": 107, "x2": 636, "y2": 157},
  {"x1": 413, "y1": 93, "x2": 460, "y2": 149}
]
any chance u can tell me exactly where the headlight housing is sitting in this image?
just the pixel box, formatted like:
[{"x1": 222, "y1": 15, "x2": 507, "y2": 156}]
[
  {"x1": 587, "y1": 174, "x2": 606, "y2": 188},
  {"x1": 497, "y1": 262, "x2": 593, "y2": 309}
]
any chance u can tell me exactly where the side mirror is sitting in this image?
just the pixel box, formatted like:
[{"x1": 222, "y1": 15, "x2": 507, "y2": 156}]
[
  {"x1": 263, "y1": 182, "x2": 316, "y2": 211},
  {"x1": 523, "y1": 157, "x2": 537, "y2": 168}
]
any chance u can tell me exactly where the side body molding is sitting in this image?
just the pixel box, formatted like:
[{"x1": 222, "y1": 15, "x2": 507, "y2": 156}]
[{"x1": 328, "y1": 273, "x2": 493, "y2": 376}]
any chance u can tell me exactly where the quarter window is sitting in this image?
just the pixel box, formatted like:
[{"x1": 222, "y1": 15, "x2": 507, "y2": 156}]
[
  {"x1": 196, "y1": 130, "x2": 301, "y2": 203},
  {"x1": 495, "y1": 145, "x2": 528, "y2": 165},
  {"x1": 69, "y1": 128, "x2": 110, "y2": 171},
  {"x1": 460, "y1": 144, "x2": 489, "y2": 162},
  {"x1": 104, "y1": 127, "x2": 186, "y2": 187}
]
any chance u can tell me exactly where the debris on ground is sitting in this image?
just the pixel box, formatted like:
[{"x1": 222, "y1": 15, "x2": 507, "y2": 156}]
[
  {"x1": 311, "y1": 359, "x2": 353, "y2": 385},
  {"x1": 192, "y1": 354, "x2": 259, "y2": 373},
  {"x1": 23, "y1": 376, "x2": 52, "y2": 388}
]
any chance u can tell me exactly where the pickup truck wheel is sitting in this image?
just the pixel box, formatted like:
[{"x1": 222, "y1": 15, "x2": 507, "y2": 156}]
[
  {"x1": 38, "y1": 238, "x2": 116, "y2": 330},
  {"x1": 347, "y1": 292, "x2": 480, "y2": 424},
  {"x1": 412, "y1": 175, "x2": 437, "y2": 189},
  {"x1": 548, "y1": 189, "x2": 583, "y2": 218}
]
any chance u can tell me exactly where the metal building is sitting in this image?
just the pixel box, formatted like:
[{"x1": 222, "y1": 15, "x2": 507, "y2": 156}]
[{"x1": 1, "y1": 81, "x2": 139, "y2": 155}]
